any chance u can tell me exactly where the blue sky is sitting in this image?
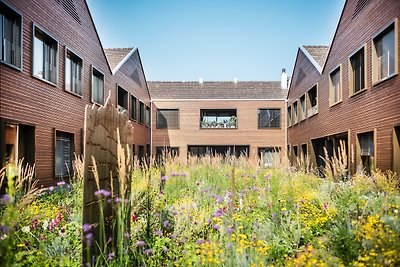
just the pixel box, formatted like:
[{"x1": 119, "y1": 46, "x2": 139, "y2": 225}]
[{"x1": 87, "y1": 0, "x2": 345, "y2": 82}]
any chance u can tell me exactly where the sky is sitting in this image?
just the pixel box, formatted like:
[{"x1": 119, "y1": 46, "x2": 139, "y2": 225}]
[{"x1": 87, "y1": 0, "x2": 345, "y2": 82}]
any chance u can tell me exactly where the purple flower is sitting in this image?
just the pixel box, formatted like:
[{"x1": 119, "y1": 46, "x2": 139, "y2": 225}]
[
  {"x1": 94, "y1": 189, "x2": 111, "y2": 197},
  {"x1": 323, "y1": 203, "x2": 328, "y2": 211},
  {"x1": 207, "y1": 218, "x2": 212, "y2": 224},
  {"x1": 264, "y1": 187, "x2": 270, "y2": 192},
  {"x1": 216, "y1": 196, "x2": 223, "y2": 204},
  {"x1": 264, "y1": 174, "x2": 271, "y2": 180},
  {"x1": 115, "y1": 198, "x2": 121, "y2": 203},
  {"x1": 144, "y1": 249, "x2": 153, "y2": 255},
  {"x1": 31, "y1": 219, "x2": 39, "y2": 230},
  {"x1": 57, "y1": 181, "x2": 66, "y2": 186},
  {"x1": 163, "y1": 247, "x2": 169, "y2": 253},
  {"x1": 49, "y1": 186, "x2": 54, "y2": 192},
  {"x1": 124, "y1": 232, "x2": 130, "y2": 238},
  {"x1": 196, "y1": 239, "x2": 205, "y2": 245},
  {"x1": 1, "y1": 194, "x2": 11, "y2": 205},
  {"x1": 107, "y1": 252, "x2": 115, "y2": 260},
  {"x1": 0, "y1": 224, "x2": 9, "y2": 234},
  {"x1": 226, "y1": 242, "x2": 233, "y2": 249},
  {"x1": 136, "y1": 240, "x2": 146, "y2": 247},
  {"x1": 163, "y1": 220, "x2": 170, "y2": 228},
  {"x1": 124, "y1": 199, "x2": 129, "y2": 204},
  {"x1": 212, "y1": 224, "x2": 220, "y2": 230},
  {"x1": 85, "y1": 233, "x2": 94, "y2": 246},
  {"x1": 170, "y1": 172, "x2": 178, "y2": 177},
  {"x1": 213, "y1": 209, "x2": 223, "y2": 218},
  {"x1": 227, "y1": 227, "x2": 234, "y2": 234},
  {"x1": 155, "y1": 230, "x2": 163, "y2": 237},
  {"x1": 161, "y1": 176, "x2": 168, "y2": 181}
]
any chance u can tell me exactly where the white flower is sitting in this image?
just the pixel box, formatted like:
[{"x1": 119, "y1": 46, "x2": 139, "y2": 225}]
[
  {"x1": 21, "y1": 226, "x2": 30, "y2": 233},
  {"x1": 42, "y1": 220, "x2": 49, "y2": 230}
]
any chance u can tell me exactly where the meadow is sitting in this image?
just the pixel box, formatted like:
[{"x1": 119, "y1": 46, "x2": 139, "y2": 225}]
[{"x1": 0, "y1": 156, "x2": 399, "y2": 266}]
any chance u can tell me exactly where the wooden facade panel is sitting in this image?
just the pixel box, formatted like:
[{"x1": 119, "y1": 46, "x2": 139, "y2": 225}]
[{"x1": 288, "y1": 0, "x2": 400, "y2": 173}]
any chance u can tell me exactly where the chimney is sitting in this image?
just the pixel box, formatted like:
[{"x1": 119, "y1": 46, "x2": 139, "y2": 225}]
[
  {"x1": 233, "y1": 77, "x2": 238, "y2": 84},
  {"x1": 199, "y1": 77, "x2": 204, "y2": 84},
  {"x1": 281, "y1": 68, "x2": 288, "y2": 89}
]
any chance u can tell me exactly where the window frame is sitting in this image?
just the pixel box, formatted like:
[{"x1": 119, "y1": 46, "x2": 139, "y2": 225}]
[
  {"x1": 200, "y1": 109, "x2": 238, "y2": 129},
  {"x1": 91, "y1": 65, "x2": 105, "y2": 105},
  {"x1": 292, "y1": 100, "x2": 298, "y2": 125},
  {"x1": 287, "y1": 105, "x2": 292, "y2": 128},
  {"x1": 156, "y1": 108, "x2": 180, "y2": 129},
  {"x1": 257, "y1": 108, "x2": 281, "y2": 129},
  {"x1": 0, "y1": 1, "x2": 23, "y2": 71},
  {"x1": 299, "y1": 94, "x2": 306, "y2": 121},
  {"x1": 329, "y1": 65, "x2": 342, "y2": 107},
  {"x1": 130, "y1": 94, "x2": 137, "y2": 121},
  {"x1": 32, "y1": 24, "x2": 59, "y2": 86},
  {"x1": 116, "y1": 84, "x2": 129, "y2": 112},
  {"x1": 54, "y1": 129, "x2": 74, "y2": 179},
  {"x1": 306, "y1": 83, "x2": 318, "y2": 118},
  {"x1": 64, "y1": 47, "x2": 83, "y2": 97},
  {"x1": 139, "y1": 101, "x2": 145, "y2": 124},
  {"x1": 145, "y1": 105, "x2": 151, "y2": 127},
  {"x1": 371, "y1": 19, "x2": 398, "y2": 85},
  {"x1": 349, "y1": 44, "x2": 367, "y2": 97}
]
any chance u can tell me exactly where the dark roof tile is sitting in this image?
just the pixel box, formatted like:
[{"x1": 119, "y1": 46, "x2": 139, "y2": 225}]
[
  {"x1": 303, "y1": 45, "x2": 329, "y2": 68},
  {"x1": 104, "y1": 48, "x2": 133, "y2": 70}
]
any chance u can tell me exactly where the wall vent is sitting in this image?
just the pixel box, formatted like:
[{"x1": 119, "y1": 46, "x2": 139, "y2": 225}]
[
  {"x1": 352, "y1": 0, "x2": 372, "y2": 19},
  {"x1": 56, "y1": 0, "x2": 81, "y2": 25}
]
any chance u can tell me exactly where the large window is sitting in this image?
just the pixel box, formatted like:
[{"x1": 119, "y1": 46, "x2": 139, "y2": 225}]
[
  {"x1": 65, "y1": 49, "x2": 82, "y2": 95},
  {"x1": 349, "y1": 47, "x2": 365, "y2": 95},
  {"x1": 292, "y1": 101, "x2": 298, "y2": 124},
  {"x1": 33, "y1": 25, "x2": 58, "y2": 84},
  {"x1": 156, "y1": 109, "x2": 179, "y2": 129},
  {"x1": 373, "y1": 22, "x2": 396, "y2": 82},
  {"x1": 130, "y1": 95, "x2": 137, "y2": 120},
  {"x1": 258, "y1": 109, "x2": 281, "y2": 128},
  {"x1": 91, "y1": 67, "x2": 104, "y2": 105},
  {"x1": 55, "y1": 131, "x2": 74, "y2": 178},
  {"x1": 139, "y1": 101, "x2": 145, "y2": 124},
  {"x1": 200, "y1": 109, "x2": 237, "y2": 129},
  {"x1": 117, "y1": 86, "x2": 128, "y2": 112},
  {"x1": 258, "y1": 147, "x2": 281, "y2": 167},
  {"x1": 307, "y1": 85, "x2": 318, "y2": 117},
  {"x1": 188, "y1": 145, "x2": 249, "y2": 157},
  {"x1": 299, "y1": 95, "x2": 306, "y2": 121},
  {"x1": 358, "y1": 131, "x2": 374, "y2": 174},
  {"x1": 145, "y1": 106, "x2": 150, "y2": 127},
  {"x1": 329, "y1": 67, "x2": 341, "y2": 105},
  {"x1": 0, "y1": 2, "x2": 22, "y2": 69}
]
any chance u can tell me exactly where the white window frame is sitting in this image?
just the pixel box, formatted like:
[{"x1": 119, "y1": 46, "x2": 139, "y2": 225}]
[
  {"x1": 91, "y1": 65, "x2": 105, "y2": 105},
  {"x1": 65, "y1": 47, "x2": 83, "y2": 97}
]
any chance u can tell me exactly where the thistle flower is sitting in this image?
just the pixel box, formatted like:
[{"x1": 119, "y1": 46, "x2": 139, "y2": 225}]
[
  {"x1": 136, "y1": 240, "x2": 146, "y2": 247},
  {"x1": 161, "y1": 175, "x2": 168, "y2": 181},
  {"x1": 1, "y1": 194, "x2": 11, "y2": 205},
  {"x1": 82, "y1": 224, "x2": 92, "y2": 233},
  {"x1": 264, "y1": 174, "x2": 271, "y2": 180},
  {"x1": 144, "y1": 249, "x2": 153, "y2": 255},
  {"x1": 196, "y1": 239, "x2": 205, "y2": 245},
  {"x1": 107, "y1": 252, "x2": 115, "y2": 260},
  {"x1": 163, "y1": 220, "x2": 170, "y2": 228},
  {"x1": 94, "y1": 189, "x2": 111, "y2": 197}
]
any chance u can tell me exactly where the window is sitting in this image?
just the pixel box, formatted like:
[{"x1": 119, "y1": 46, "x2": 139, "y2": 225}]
[
  {"x1": 0, "y1": 2, "x2": 22, "y2": 69},
  {"x1": 156, "y1": 109, "x2": 179, "y2": 129},
  {"x1": 33, "y1": 25, "x2": 58, "y2": 84},
  {"x1": 156, "y1": 146, "x2": 179, "y2": 163},
  {"x1": 65, "y1": 49, "x2": 82, "y2": 95},
  {"x1": 130, "y1": 95, "x2": 137, "y2": 120},
  {"x1": 329, "y1": 67, "x2": 341, "y2": 105},
  {"x1": 349, "y1": 47, "x2": 366, "y2": 95},
  {"x1": 373, "y1": 22, "x2": 397, "y2": 82},
  {"x1": 145, "y1": 106, "x2": 150, "y2": 127},
  {"x1": 292, "y1": 101, "x2": 298, "y2": 124},
  {"x1": 287, "y1": 106, "x2": 292, "y2": 127},
  {"x1": 91, "y1": 67, "x2": 104, "y2": 105},
  {"x1": 258, "y1": 109, "x2": 280, "y2": 128},
  {"x1": 200, "y1": 109, "x2": 237, "y2": 129},
  {"x1": 117, "y1": 86, "x2": 128, "y2": 112},
  {"x1": 299, "y1": 95, "x2": 306, "y2": 121},
  {"x1": 358, "y1": 131, "x2": 374, "y2": 174},
  {"x1": 301, "y1": 144, "x2": 307, "y2": 157},
  {"x1": 55, "y1": 131, "x2": 74, "y2": 178},
  {"x1": 139, "y1": 101, "x2": 145, "y2": 124},
  {"x1": 188, "y1": 145, "x2": 249, "y2": 157},
  {"x1": 258, "y1": 147, "x2": 281, "y2": 167},
  {"x1": 307, "y1": 85, "x2": 318, "y2": 117}
]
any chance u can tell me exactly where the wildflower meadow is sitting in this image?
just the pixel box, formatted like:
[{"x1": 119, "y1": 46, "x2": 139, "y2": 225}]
[{"x1": 1, "y1": 155, "x2": 400, "y2": 266}]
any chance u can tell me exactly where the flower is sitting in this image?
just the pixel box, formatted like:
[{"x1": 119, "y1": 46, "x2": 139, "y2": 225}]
[
  {"x1": 213, "y1": 209, "x2": 223, "y2": 218},
  {"x1": 49, "y1": 186, "x2": 54, "y2": 192},
  {"x1": 57, "y1": 181, "x2": 66, "y2": 186},
  {"x1": 85, "y1": 233, "x2": 94, "y2": 246},
  {"x1": 136, "y1": 240, "x2": 146, "y2": 247},
  {"x1": 144, "y1": 249, "x2": 153, "y2": 255},
  {"x1": 155, "y1": 230, "x2": 163, "y2": 237},
  {"x1": 1, "y1": 194, "x2": 11, "y2": 205},
  {"x1": 132, "y1": 213, "x2": 138, "y2": 222},
  {"x1": 21, "y1": 226, "x2": 30, "y2": 233},
  {"x1": 115, "y1": 197, "x2": 121, "y2": 203},
  {"x1": 94, "y1": 189, "x2": 111, "y2": 197},
  {"x1": 161, "y1": 175, "x2": 168, "y2": 181},
  {"x1": 163, "y1": 220, "x2": 170, "y2": 228},
  {"x1": 213, "y1": 224, "x2": 220, "y2": 230},
  {"x1": 264, "y1": 174, "x2": 271, "y2": 180},
  {"x1": 227, "y1": 227, "x2": 234, "y2": 234},
  {"x1": 196, "y1": 239, "x2": 205, "y2": 245},
  {"x1": 163, "y1": 247, "x2": 169, "y2": 253},
  {"x1": 82, "y1": 224, "x2": 92, "y2": 233},
  {"x1": 31, "y1": 219, "x2": 39, "y2": 230},
  {"x1": 107, "y1": 252, "x2": 115, "y2": 260},
  {"x1": 42, "y1": 220, "x2": 49, "y2": 230}
]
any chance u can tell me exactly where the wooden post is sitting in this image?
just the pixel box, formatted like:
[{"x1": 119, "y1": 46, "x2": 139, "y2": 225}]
[{"x1": 82, "y1": 92, "x2": 133, "y2": 264}]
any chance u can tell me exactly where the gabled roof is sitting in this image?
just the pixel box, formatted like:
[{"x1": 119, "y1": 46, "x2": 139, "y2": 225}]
[
  {"x1": 104, "y1": 47, "x2": 137, "y2": 74},
  {"x1": 299, "y1": 45, "x2": 329, "y2": 73},
  {"x1": 148, "y1": 81, "x2": 287, "y2": 100}
]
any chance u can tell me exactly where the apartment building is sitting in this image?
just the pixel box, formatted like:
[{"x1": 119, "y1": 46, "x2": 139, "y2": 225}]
[
  {"x1": 0, "y1": 0, "x2": 150, "y2": 187},
  {"x1": 287, "y1": 0, "x2": 400, "y2": 175},
  {"x1": 149, "y1": 80, "x2": 287, "y2": 163}
]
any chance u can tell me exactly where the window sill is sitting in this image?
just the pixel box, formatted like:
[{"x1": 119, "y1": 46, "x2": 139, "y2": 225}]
[
  {"x1": 307, "y1": 111, "x2": 319, "y2": 119},
  {"x1": 329, "y1": 100, "x2": 342, "y2": 108},
  {"x1": 90, "y1": 101, "x2": 104, "y2": 107},
  {"x1": 65, "y1": 89, "x2": 83, "y2": 99},
  {"x1": 372, "y1": 73, "x2": 398, "y2": 87},
  {"x1": 1, "y1": 60, "x2": 22, "y2": 72},
  {"x1": 32, "y1": 74, "x2": 58, "y2": 87},
  {"x1": 349, "y1": 88, "x2": 367, "y2": 98}
]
